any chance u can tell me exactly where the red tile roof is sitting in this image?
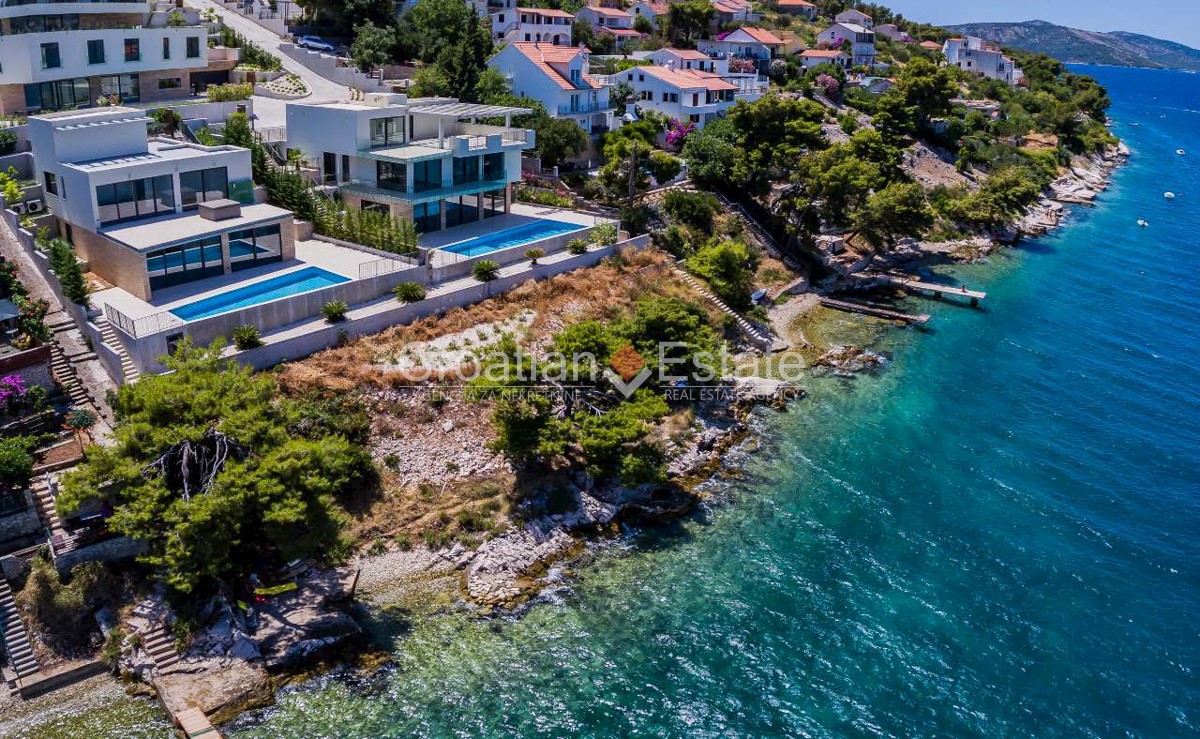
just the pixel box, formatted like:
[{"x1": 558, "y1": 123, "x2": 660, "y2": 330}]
[
  {"x1": 777, "y1": 0, "x2": 816, "y2": 6},
  {"x1": 663, "y1": 48, "x2": 712, "y2": 61},
  {"x1": 728, "y1": 26, "x2": 785, "y2": 45},
  {"x1": 516, "y1": 6, "x2": 574, "y2": 18},
  {"x1": 636, "y1": 65, "x2": 738, "y2": 92},
  {"x1": 801, "y1": 49, "x2": 847, "y2": 58},
  {"x1": 508, "y1": 43, "x2": 600, "y2": 91},
  {"x1": 587, "y1": 5, "x2": 633, "y2": 17}
]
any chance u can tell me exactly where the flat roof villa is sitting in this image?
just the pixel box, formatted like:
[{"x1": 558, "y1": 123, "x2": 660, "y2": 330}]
[
  {"x1": 286, "y1": 93, "x2": 535, "y2": 235},
  {"x1": 18, "y1": 101, "x2": 625, "y2": 379}
]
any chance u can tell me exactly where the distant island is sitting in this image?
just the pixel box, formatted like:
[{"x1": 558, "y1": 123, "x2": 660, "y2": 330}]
[{"x1": 945, "y1": 19, "x2": 1200, "y2": 71}]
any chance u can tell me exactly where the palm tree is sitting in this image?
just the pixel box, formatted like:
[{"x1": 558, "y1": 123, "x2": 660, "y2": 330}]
[
  {"x1": 471, "y1": 259, "x2": 501, "y2": 295},
  {"x1": 524, "y1": 248, "x2": 545, "y2": 266}
]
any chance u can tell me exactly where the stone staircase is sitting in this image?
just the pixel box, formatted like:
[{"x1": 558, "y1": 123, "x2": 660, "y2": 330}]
[
  {"x1": 671, "y1": 265, "x2": 786, "y2": 352},
  {"x1": 49, "y1": 343, "x2": 91, "y2": 408},
  {"x1": 94, "y1": 315, "x2": 140, "y2": 384},
  {"x1": 0, "y1": 576, "x2": 38, "y2": 683},
  {"x1": 32, "y1": 475, "x2": 68, "y2": 547},
  {"x1": 141, "y1": 621, "x2": 180, "y2": 671}
]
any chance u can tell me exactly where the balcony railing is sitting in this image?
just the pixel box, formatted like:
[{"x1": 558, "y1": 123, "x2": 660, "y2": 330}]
[{"x1": 557, "y1": 99, "x2": 614, "y2": 115}]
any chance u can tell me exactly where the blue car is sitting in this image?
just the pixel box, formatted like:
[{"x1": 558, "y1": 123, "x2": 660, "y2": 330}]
[{"x1": 296, "y1": 35, "x2": 335, "y2": 53}]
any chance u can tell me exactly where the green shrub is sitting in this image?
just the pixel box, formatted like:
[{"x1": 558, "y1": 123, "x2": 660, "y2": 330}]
[
  {"x1": 0, "y1": 435, "x2": 34, "y2": 488},
  {"x1": 663, "y1": 190, "x2": 720, "y2": 232},
  {"x1": 47, "y1": 239, "x2": 89, "y2": 306},
  {"x1": 231, "y1": 324, "x2": 263, "y2": 350},
  {"x1": 592, "y1": 222, "x2": 619, "y2": 246},
  {"x1": 321, "y1": 300, "x2": 349, "y2": 322},
  {"x1": 206, "y1": 83, "x2": 254, "y2": 102},
  {"x1": 471, "y1": 260, "x2": 501, "y2": 282},
  {"x1": 393, "y1": 282, "x2": 426, "y2": 303},
  {"x1": 524, "y1": 248, "x2": 545, "y2": 265},
  {"x1": 688, "y1": 240, "x2": 760, "y2": 311},
  {"x1": 566, "y1": 238, "x2": 588, "y2": 255}
]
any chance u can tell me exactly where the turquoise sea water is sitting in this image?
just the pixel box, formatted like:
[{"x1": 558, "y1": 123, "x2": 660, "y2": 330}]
[{"x1": 19, "y1": 65, "x2": 1198, "y2": 738}]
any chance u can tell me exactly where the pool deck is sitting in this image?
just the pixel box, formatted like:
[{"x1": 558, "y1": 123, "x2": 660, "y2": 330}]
[
  {"x1": 421, "y1": 206, "x2": 606, "y2": 268},
  {"x1": 91, "y1": 239, "x2": 382, "y2": 322}
]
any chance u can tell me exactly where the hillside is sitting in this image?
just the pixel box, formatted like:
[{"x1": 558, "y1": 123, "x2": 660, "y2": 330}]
[{"x1": 944, "y1": 20, "x2": 1200, "y2": 71}]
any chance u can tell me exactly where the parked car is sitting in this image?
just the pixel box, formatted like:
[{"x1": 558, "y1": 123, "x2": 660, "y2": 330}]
[{"x1": 296, "y1": 35, "x2": 335, "y2": 53}]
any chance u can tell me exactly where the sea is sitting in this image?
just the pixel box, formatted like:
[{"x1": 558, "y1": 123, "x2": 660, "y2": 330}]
[{"x1": 18, "y1": 64, "x2": 1200, "y2": 738}]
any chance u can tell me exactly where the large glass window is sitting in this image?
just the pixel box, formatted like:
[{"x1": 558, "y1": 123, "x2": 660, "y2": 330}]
[
  {"x1": 369, "y1": 116, "x2": 404, "y2": 147},
  {"x1": 147, "y1": 235, "x2": 223, "y2": 291},
  {"x1": 162, "y1": 37, "x2": 170, "y2": 60},
  {"x1": 124, "y1": 38, "x2": 140, "y2": 62},
  {"x1": 453, "y1": 156, "x2": 480, "y2": 186},
  {"x1": 13, "y1": 14, "x2": 79, "y2": 34},
  {"x1": 186, "y1": 36, "x2": 201, "y2": 59},
  {"x1": 376, "y1": 161, "x2": 406, "y2": 192},
  {"x1": 413, "y1": 159, "x2": 442, "y2": 192},
  {"x1": 482, "y1": 188, "x2": 505, "y2": 218},
  {"x1": 43, "y1": 172, "x2": 57, "y2": 196},
  {"x1": 87, "y1": 39, "x2": 105, "y2": 65},
  {"x1": 413, "y1": 201, "x2": 440, "y2": 233},
  {"x1": 40, "y1": 43, "x2": 60, "y2": 70},
  {"x1": 100, "y1": 74, "x2": 140, "y2": 103},
  {"x1": 445, "y1": 195, "x2": 479, "y2": 227},
  {"x1": 483, "y1": 153, "x2": 505, "y2": 181},
  {"x1": 179, "y1": 167, "x2": 228, "y2": 209},
  {"x1": 24, "y1": 78, "x2": 90, "y2": 111},
  {"x1": 96, "y1": 175, "x2": 174, "y2": 226},
  {"x1": 228, "y1": 225, "x2": 283, "y2": 272}
]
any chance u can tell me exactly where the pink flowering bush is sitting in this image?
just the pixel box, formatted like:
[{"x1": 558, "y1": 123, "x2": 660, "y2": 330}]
[
  {"x1": 816, "y1": 73, "x2": 840, "y2": 98},
  {"x1": 0, "y1": 375, "x2": 27, "y2": 412},
  {"x1": 665, "y1": 119, "x2": 696, "y2": 152},
  {"x1": 729, "y1": 57, "x2": 756, "y2": 74}
]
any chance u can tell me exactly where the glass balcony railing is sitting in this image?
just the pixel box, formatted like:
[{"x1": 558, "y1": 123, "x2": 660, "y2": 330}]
[{"x1": 557, "y1": 99, "x2": 613, "y2": 115}]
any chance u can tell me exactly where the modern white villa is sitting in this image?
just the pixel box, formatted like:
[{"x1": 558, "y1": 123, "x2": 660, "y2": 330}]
[
  {"x1": 834, "y1": 8, "x2": 874, "y2": 29},
  {"x1": 0, "y1": 0, "x2": 229, "y2": 114},
  {"x1": 11, "y1": 96, "x2": 621, "y2": 379},
  {"x1": 488, "y1": 43, "x2": 614, "y2": 135},
  {"x1": 285, "y1": 93, "x2": 533, "y2": 233}
]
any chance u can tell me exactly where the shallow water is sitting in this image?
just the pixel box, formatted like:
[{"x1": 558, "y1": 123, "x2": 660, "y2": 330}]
[{"x1": 19, "y1": 64, "x2": 1200, "y2": 737}]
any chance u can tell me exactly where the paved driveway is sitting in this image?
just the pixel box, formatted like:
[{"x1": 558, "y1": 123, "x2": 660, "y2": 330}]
[{"x1": 191, "y1": 0, "x2": 349, "y2": 126}]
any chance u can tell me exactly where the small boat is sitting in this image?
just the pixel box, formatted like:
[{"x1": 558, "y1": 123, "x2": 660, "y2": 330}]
[
  {"x1": 1177, "y1": 149, "x2": 1187, "y2": 155},
  {"x1": 1138, "y1": 219, "x2": 1150, "y2": 227},
  {"x1": 1165, "y1": 192, "x2": 1176, "y2": 199}
]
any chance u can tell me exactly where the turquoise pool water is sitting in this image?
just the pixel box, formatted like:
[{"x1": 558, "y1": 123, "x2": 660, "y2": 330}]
[
  {"x1": 440, "y1": 219, "x2": 584, "y2": 257},
  {"x1": 169, "y1": 267, "x2": 350, "y2": 321}
]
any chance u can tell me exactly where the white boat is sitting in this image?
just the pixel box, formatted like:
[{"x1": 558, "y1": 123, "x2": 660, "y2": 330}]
[
  {"x1": 1177, "y1": 149, "x2": 1186, "y2": 155},
  {"x1": 1138, "y1": 219, "x2": 1149, "y2": 227},
  {"x1": 1165, "y1": 192, "x2": 1176, "y2": 200}
]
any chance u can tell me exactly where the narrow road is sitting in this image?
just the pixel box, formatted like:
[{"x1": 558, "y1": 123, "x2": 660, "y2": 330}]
[{"x1": 192, "y1": 0, "x2": 350, "y2": 126}]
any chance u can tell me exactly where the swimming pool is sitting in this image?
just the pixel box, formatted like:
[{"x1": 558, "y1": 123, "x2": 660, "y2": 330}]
[
  {"x1": 170, "y1": 266, "x2": 350, "y2": 321},
  {"x1": 440, "y1": 219, "x2": 584, "y2": 258}
]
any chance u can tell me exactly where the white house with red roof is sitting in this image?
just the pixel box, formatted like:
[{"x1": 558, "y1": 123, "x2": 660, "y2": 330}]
[
  {"x1": 618, "y1": 64, "x2": 738, "y2": 128},
  {"x1": 577, "y1": 5, "x2": 644, "y2": 49},
  {"x1": 834, "y1": 8, "x2": 873, "y2": 29},
  {"x1": 630, "y1": 1, "x2": 670, "y2": 29},
  {"x1": 643, "y1": 48, "x2": 770, "y2": 102},
  {"x1": 943, "y1": 36, "x2": 1024, "y2": 86},
  {"x1": 775, "y1": 0, "x2": 817, "y2": 20},
  {"x1": 710, "y1": 0, "x2": 760, "y2": 24},
  {"x1": 799, "y1": 49, "x2": 850, "y2": 71},
  {"x1": 697, "y1": 26, "x2": 785, "y2": 72},
  {"x1": 817, "y1": 22, "x2": 877, "y2": 67},
  {"x1": 488, "y1": 43, "x2": 614, "y2": 134},
  {"x1": 491, "y1": 6, "x2": 575, "y2": 45}
]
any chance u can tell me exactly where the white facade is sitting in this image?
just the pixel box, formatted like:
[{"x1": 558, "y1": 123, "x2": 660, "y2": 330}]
[
  {"x1": 488, "y1": 43, "x2": 613, "y2": 135},
  {"x1": 874, "y1": 23, "x2": 907, "y2": 42},
  {"x1": 817, "y1": 23, "x2": 877, "y2": 67},
  {"x1": 620, "y1": 65, "x2": 737, "y2": 128},
  {"x1": 943, "y1": 37, "x2": 1024, "y2": 86},
  {"x1": 710, "y1": 0, "x2": 760, "y2": 24},
  {"x1": 643, "y1": 48, "x2": 769, "y2": 102},
  {"x1": 776, "y1": 0, "x2": 817, "y2": 20},
  {"x1": 696, "y1": 27, "x2": 785, "y2": 72},
  {"x1": 834, "y1": 9, "x2": 873, "y2": 29},
  {"x1": 491, "y1": 6, "x2": 574, "y2": 44},
  {"x1": 0, "y1": 1, "x2": 210, "y2": 114},
  {"x1": 800, "y1": 50, "x2": 850, "y2": 71},
  {"x1": 630, "y1": 1, "x2": 668, "y2": 28},
  {"x1": 30, "y1": 108, "x2": 251, "y2": 233},
  {"x1": 286, "y1": 94, "x2": 534, "y2": 233}
]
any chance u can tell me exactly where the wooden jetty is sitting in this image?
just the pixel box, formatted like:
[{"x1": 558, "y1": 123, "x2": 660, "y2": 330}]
[
  {"x1": 880, "y1": 276, "x2": 987, "y2": 307},
  {"x1": 175, "y1": 706, "x2": 221, "y2": 738},
  {"x1": 819, "y1": 297, "x2": 930, "y2": 324}
]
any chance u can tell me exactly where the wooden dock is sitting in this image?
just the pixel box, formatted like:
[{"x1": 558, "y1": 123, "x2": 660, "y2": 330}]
[
  {"x1": 819, "y1": 297, "x2": 930, "y2": 324},
  {"x1": 880, "y1": 276, "x2": 987, "y2": 307},
  {"x1": 176, "y1": 706, "x2": 221, "y2": 738}
]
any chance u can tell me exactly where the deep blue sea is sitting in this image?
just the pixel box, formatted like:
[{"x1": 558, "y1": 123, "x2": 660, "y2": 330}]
[{"x1": 22, "y1": 65, "x2": 1200, "y2": 738}]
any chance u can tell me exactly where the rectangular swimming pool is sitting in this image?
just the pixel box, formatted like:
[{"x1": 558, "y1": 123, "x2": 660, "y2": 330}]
[
  {"x1": 170, "y1": 266, "x2": 350, "y2": 321},
  {"x1": 440, "y1": 219, "x2": 584, "y2": 258}
]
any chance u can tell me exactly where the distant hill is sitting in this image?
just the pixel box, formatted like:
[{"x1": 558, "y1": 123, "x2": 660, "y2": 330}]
[{"x1": 943, "y1": 20, "x2": 1200, "y2": 71}]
